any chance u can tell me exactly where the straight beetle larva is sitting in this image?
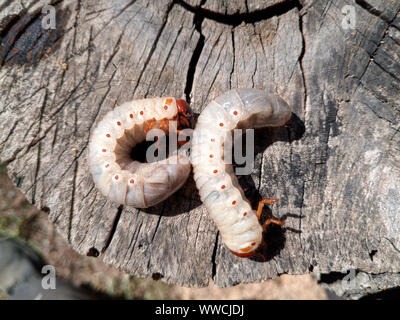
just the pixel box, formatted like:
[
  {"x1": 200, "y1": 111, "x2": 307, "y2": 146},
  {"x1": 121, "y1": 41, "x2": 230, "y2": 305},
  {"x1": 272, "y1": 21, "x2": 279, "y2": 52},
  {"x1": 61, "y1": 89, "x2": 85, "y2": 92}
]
[{"x1": 191, "y1": 88, "x2": 291, "y2": 258}]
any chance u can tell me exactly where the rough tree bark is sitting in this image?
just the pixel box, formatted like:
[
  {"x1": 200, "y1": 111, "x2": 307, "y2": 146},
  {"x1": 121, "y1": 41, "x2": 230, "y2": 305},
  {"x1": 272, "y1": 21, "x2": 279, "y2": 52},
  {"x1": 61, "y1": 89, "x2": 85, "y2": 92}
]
[{"x1": 0, "y1": 0, "x2": 399, "y2": 298}]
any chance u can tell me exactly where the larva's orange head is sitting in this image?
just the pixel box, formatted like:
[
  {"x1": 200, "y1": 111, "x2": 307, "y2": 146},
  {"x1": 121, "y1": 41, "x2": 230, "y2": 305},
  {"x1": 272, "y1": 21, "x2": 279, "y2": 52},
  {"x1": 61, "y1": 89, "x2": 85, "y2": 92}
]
[
  {"x1": 229, "y1": 249, "x2": 258, "y2": 258},
  {"x1": 176, "y1": 99, "x2": 192, "y2": 129},
  {"x1": 229, "y1": 242, "x2": 261, "y2": 258},
  {"x1": 176, "y1": 99, "x2": 189, "y2": 116}
]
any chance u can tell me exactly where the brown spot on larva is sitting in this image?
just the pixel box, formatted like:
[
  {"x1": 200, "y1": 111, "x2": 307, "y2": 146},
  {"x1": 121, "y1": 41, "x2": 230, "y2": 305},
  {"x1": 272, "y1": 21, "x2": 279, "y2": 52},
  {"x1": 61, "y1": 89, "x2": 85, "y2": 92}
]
[
  {"x1": 102, "y1": 149, "x2": 106, "y2": 152},
  {"x1": 232, "y1": 200, "x2": 236, "y2": 205},
  {"x1": 164, "y1": 105, "x2": 168, "y2": 110},
  {"x1": 213, "y1": 169, "x2": 218, "y2": 174},
  {"x1": 117, "y1": 121, "x2": 121, "y2": 126},
  {"x1": 219, "y1": 122, "x2": 224, "y2": 127},
  {"x1": 114, "y1": 175, "x2": 119, "y2": 180},
  {"x1": 165, "y1": 98, "x2": 173, "y2": 105},
  {"x1": 209, "y1": 154, "x2": 213, "y2": 158},
  {"x1": 129, "y1": 179, "x2": 134, "y2": 184},
  {"x1": 140, "y1": 111, "x2": 144, "y2": 115},
  {"x1": 106, "y1": 134, "x2": 111, "y2": 137},
  {"x1": 233, "y1": 111, "x2": 238, "y2": 115},
  {"x1": 211, "y1": 138, "x2": 215, "y2": 142},
  {"x1": 130, "y1": 114, "x2": 133, "y2": 118},
  {"x1": 221, "y1": 185, "x2": 226, "y2": 189},
  {"x1": 251, "y1": 242, "x2": 256, "y2": 246},
  {"x1": 243, "y1": 212, "x2": 247, "y2": 216},
  {"x1": 105, "y1": 164, "x2": 109, "y2": 168}
]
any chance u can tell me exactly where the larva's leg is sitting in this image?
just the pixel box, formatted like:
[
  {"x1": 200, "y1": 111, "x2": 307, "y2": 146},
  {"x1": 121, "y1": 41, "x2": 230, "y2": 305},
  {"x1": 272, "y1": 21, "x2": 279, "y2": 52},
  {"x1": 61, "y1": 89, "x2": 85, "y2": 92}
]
[
  {"x1": 179, "y1": 115, "x2": 191, "y2": 128},
  {"x1": 262, "y1": 217, "x2": 285, "y2": 230},
  {"x1": 257, "y1": 198, "x2": 285, "y2": 230},
  {"x1": 256, "y1": 198, "x2": 279, "y2": 220}
]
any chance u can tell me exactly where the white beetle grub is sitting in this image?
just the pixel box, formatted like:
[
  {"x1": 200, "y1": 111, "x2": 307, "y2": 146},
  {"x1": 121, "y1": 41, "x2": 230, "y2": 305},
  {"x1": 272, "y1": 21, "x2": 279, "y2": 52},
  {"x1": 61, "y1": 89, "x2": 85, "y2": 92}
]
[
  {"x1": 191, "y1": 88, "x2": 291, "y2": 258},
  {"x1": 89, "y1": 97, "x2": 192, "y2": 208}
]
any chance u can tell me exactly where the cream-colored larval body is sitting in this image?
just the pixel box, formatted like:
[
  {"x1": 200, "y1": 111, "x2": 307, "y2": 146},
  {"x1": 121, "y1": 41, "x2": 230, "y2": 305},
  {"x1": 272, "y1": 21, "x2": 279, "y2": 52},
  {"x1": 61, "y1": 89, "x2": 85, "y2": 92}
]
[
  {"x1": 89, "y1": 97, "x2": 191, "y2": 208},
  {"x1": 191, "y1": 89, "x2": 291, "y2": 256}
]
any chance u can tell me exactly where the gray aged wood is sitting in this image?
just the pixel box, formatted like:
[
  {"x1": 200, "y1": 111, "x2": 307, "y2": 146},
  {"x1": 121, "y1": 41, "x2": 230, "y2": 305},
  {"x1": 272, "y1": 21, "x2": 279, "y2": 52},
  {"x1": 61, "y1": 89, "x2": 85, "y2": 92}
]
[{"x1": 0, "y1": 0, "x2": 399, "y2": 296}]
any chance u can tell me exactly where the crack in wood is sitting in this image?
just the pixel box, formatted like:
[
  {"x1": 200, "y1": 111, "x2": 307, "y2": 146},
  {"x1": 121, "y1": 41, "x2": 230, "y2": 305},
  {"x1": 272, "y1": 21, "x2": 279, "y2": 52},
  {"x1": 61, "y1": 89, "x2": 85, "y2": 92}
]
[
  {"x1": 229, "y1": 29, "x2": 235, "y2": 89},
  {"x1": 176, "y1": 0, "x2": 302, "y2": 27},
  {"x1": 31, "y1": 87, "x2": 49, "y2": 204},
  {"x1": 184, "y1": 1, "x2": 205, "y2": 104},
  {"x1": 32, "y1": 141, "x2": 42, "y2": 205},
  {"x1": 359, "y1": 85, "x2": 397, "y2": 126},
  {"x1": 355, "y1": 0, "x2": 396, "y2": 26},
  {"x1": 211, "y1": 231, "x2": 219, "y2": 279},
  {"x1": 68, "y1": 158, "x2": 79, "y2": 242},
  {"x1": 298, "y1": 7, "x2": 307, "y2": 114},
  {"x1": 102, "y1": 205, "x2": 124, "y2": 254},
  {"x1": 383, "y1": 238, "x2": 400, "y2": 255},
  {"x1": 125, "y1": 218, "x2": 144, "y2": 264},
  {"x1": 373, "y1": 58, "x2": 400, "y2": 83}
]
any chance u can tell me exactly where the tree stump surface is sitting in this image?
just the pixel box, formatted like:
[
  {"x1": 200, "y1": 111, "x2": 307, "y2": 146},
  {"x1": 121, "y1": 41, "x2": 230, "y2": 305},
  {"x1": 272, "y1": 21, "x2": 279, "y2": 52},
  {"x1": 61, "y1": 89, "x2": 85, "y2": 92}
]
[{"x1": 1, "y1": 0, "x2": 399, "y2": 296}]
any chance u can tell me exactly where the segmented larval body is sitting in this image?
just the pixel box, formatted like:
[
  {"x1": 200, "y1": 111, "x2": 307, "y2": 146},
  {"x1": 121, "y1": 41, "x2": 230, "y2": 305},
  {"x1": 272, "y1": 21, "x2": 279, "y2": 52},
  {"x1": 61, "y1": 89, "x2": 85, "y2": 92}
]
[
  {"x1": 191, "y1": 89, "x2": 291, "y2": 257},
  {"x1": 89, "y1": 97, "x2": 191, "y2": 208}
]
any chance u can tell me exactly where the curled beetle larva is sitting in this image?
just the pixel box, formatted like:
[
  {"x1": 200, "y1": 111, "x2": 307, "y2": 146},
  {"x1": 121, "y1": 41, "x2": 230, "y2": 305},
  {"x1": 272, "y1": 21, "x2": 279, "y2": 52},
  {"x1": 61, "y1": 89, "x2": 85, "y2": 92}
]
[
  {"x1": 191, "y1": 88, "x2": 291, "y2": 258},
  {"x1": 88, "y1": 97, "x2": 192, "y2": 208}
]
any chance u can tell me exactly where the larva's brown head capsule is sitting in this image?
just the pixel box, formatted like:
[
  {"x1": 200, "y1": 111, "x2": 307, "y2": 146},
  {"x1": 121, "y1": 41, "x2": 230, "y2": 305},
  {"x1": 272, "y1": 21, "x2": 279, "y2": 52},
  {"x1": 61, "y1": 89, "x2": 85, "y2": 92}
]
[
  {"x1": 230, "y1": 238, "x2": 269, "y2": 259},
  {"x1": 176, "y1": 99, "x2": 193, "y2": 129},
  {"x1": 230, "y1": 239, "x2": 263, "y2": 258},
  {"x1": 229, "y1": 248, "x2": 258, "y2": 258}
]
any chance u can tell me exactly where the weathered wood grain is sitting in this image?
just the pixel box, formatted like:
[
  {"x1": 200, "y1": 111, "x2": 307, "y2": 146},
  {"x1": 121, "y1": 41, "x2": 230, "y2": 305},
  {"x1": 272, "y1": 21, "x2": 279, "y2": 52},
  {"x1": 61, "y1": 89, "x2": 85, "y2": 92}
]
[
  {"x1": 0, "y1": 0, "x2": 399, "y2": 296},
  {"x1": 185, "y1": 0, "x2": 287, "y2": 15}
]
